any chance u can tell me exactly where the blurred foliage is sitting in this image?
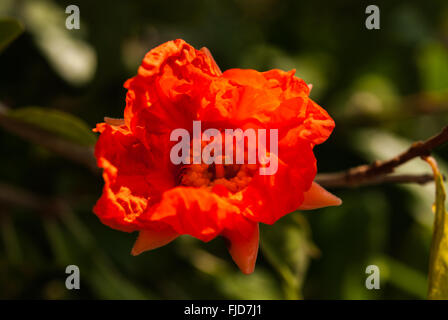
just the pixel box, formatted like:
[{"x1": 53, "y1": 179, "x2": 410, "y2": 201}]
[
  {"x1": 0, "y1": 18, "x2": 23, "y2": 52},
  {"x1": 1, "y1": 0, "x2": 448, "y2": 299},
  {"x1": 426, "y1": 158, "x2": 448, "y2": 299},
  {"x1": 7, "y1": 106, "x2": 96, "y2": 146}
]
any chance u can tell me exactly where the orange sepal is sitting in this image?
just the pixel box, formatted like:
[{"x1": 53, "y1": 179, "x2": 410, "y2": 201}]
[
  {"x1": 131, "y1": 229, "x2": 179, "y2": 256},
  {"x1": 224, "y1": 223, "x2": 259, "y2": 274},
  {"x1": 298, "y1": 181, "x2": 342, "y2": 210}
]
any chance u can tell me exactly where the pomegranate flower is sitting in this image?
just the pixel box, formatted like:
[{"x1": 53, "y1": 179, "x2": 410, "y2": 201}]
[{"x1": 93, "y1": 39, "x2": 341, "y2": 274}]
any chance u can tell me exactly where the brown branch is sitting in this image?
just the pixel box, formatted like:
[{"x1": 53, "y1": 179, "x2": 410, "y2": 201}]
[{"x1": 316, "y1": 126, "x2": 448, "y2": 188}]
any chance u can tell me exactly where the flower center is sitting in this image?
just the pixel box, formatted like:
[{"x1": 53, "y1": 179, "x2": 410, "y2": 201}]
[
  {"x1": 178, "y1": 140, "x2": 257, "y2": 193},
  {"x1": 179, "y1": 162, "x2": 257, "y2": 193}
]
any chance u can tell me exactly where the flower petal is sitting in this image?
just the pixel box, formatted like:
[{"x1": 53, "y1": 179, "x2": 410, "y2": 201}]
[
  {"x1": 123, "y1": 39, "x2": 221, "y2": 143},
  {"x1": 240, "y1": 139, "x2": 316, "y2": 225},
  {"x1": 146, "y1": 186, "x2": 254, "y2": 242},
  {"x1": 93, "y1": 123, "x2": 174, "y2": 232}
]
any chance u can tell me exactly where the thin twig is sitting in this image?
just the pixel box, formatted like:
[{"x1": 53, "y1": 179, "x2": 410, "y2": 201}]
[
  {"x1": 0, "y1": 182, "x2": 62, "y2": 218},
  {"x1": 316, "y1": 173, "x2": 437, "y2": 188},
  {"x1": 316, "y1": 126, "x2": 448, "y2": 188}
]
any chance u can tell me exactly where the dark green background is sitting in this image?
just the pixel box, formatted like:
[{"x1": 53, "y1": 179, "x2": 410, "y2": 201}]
[{"x1": 1, "y1": 0, "x2": 448, "y2": 299}]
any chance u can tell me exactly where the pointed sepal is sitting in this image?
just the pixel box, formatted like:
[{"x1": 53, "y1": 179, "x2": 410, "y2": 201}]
[
  {"x1": 131, "y1": 229, "x2": 179, "y2": 256},
  {"x1": 298, "y1": 181, "x2": 342, "y2": 210},
  {"x1": 200, "y1": 47, "x2": 222, "y2": 75},
  {"x1": 224, "y1": 223, "x2": 259, "y2": 274}
]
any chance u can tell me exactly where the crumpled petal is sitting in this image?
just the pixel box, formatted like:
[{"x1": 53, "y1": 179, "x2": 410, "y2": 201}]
[
  {"x1": 93, "y1": 122, "x2": 175, "y2": 232},
  {"x1": 123, "y1": 39, "x2": 221, "y2": 146},
  {"x1": 146, "y1": 186, "x2": 255, "y2": 242},
  {"x1": 234, "y1": 138, "x2": 316, "y2": 225}
]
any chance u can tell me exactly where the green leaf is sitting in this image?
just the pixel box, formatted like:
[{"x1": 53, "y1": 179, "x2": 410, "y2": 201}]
[
  {"x1": 87, "y1": 257, "x2": 153, "y2": 300},
  {"x1": 426, "y1": 157, "x2": 448, "y2": 299},
  {"x1": 217, "y1": 269, "x2": 282, "y2": 300},
  {"x1": 7, "y1": 107, "x2": 96, "y2": 146},
  {"x1": 373, "y1": 256, "x2": 427, "y2": 299},
  {"x1": 0, "y1": 18, "x2": 24, "y2": 52},
  {"x1": 0, "y1": 216, "x2": 23, "y2": 264},
  {"x1": 42, "y1": 220, "x2": 72, "y2": 266}
]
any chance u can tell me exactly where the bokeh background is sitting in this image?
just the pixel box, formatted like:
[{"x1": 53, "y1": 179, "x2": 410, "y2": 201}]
[{"x1": 1, "y1": 0, "x2": 448, "y2": 299}]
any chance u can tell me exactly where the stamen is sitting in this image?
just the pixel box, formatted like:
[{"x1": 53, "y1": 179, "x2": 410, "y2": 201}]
[
  {"x1": 178, "y1": 133, "x2": 258, "y2": 193},
  {"x1": 180, "y1": 162, "x2": 257, "y2": 193}
]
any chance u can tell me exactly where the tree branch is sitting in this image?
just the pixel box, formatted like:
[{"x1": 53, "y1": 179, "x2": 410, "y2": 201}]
[{"x1": 316, "y1": 126, "x2": 448, "y2": 188}]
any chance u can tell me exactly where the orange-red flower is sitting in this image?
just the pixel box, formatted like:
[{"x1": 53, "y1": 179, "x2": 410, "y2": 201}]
[{"x1": 93, "y1": 39, "x2": 341, "y2": 274}]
